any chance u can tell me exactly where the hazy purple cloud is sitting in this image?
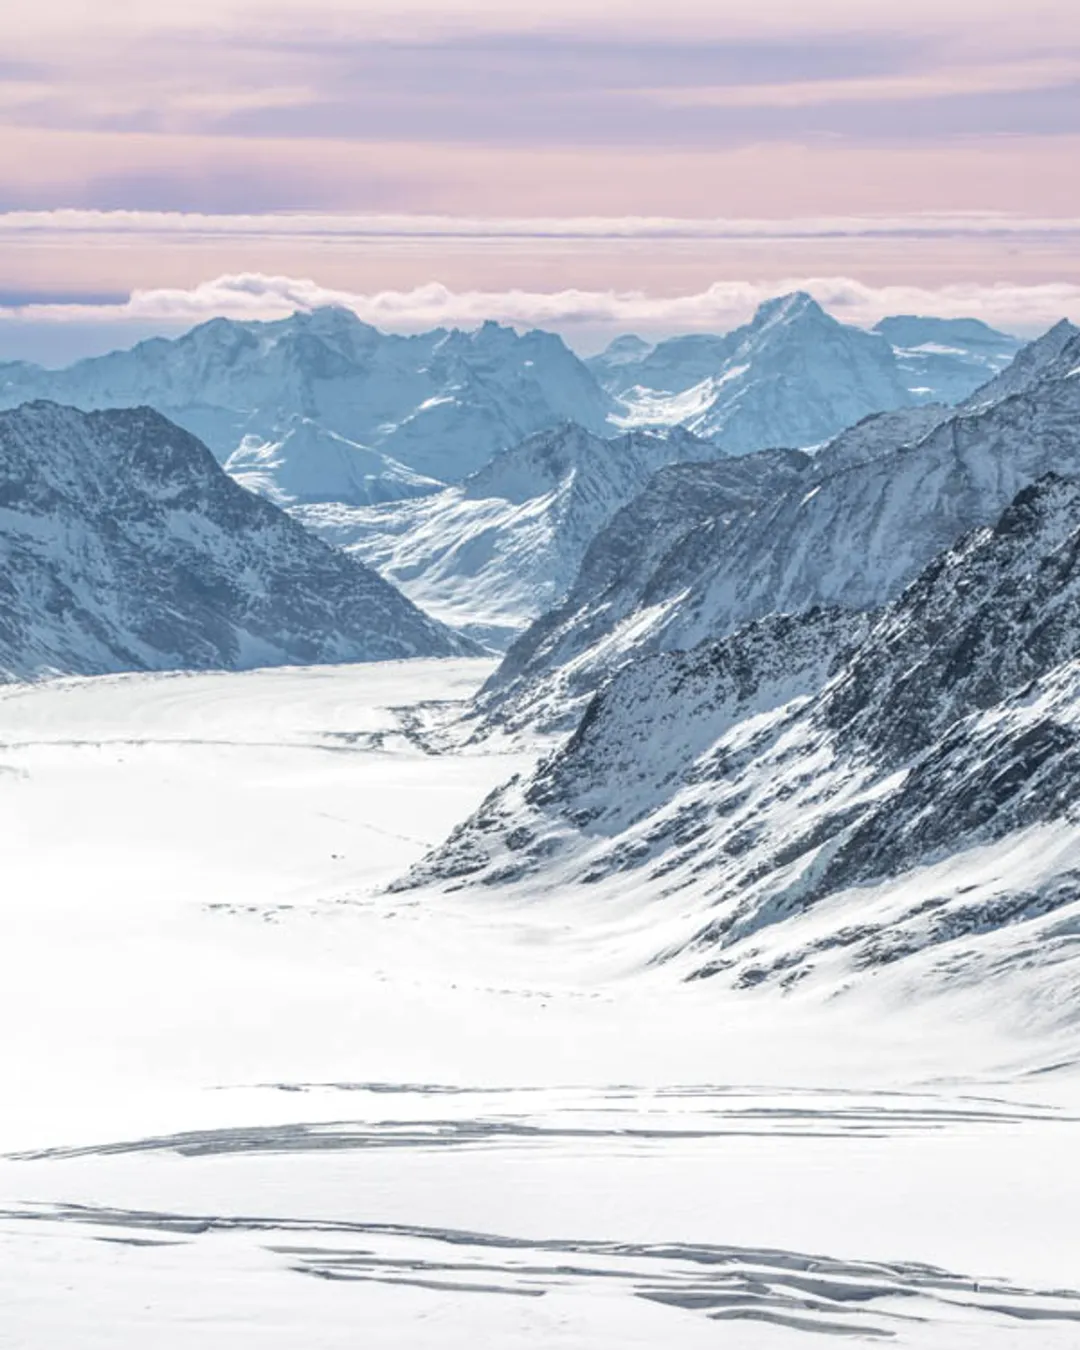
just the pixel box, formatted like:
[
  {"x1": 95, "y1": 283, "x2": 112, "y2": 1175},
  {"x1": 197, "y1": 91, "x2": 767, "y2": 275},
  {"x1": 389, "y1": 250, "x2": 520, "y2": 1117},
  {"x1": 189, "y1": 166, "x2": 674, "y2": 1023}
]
[
  {"x1": 210, "y1": 77, "x2": 1080, "y2": 149},
  {"x1": 12, "y1": 28, "x2": 1080, "y2": 148},
  {"x1": 0, "y1": 1, "x2": 1076, "y2": 309},
  {"x1": 74, "y1": 169, "x2": 412, "y2": 215},
  {"x1": 260, "y1": 31, "x2": 930, "y2": 90}
]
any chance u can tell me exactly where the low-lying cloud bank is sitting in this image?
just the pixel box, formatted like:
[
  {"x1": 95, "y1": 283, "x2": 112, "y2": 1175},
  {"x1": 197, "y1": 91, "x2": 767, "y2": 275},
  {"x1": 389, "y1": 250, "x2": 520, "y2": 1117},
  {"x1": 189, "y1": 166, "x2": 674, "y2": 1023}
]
[
  {"x1": 2, "y1": 272, "x2": 1078, "y2": 341},
  {"x1": 3, "y1": 209, "x2": 1080, "y2": 242}
]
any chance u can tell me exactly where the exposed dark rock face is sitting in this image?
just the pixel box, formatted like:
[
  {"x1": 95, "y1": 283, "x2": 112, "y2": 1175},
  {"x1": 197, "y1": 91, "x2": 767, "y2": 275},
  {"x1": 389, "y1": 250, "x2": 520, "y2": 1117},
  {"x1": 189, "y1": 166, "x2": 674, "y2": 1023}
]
[
  {"x1": 398, "y1": 472, "x2": 1080, "y2": 1001},
  {"x1": 477, "y1": 447, "x2": 813, "y2": 729}
]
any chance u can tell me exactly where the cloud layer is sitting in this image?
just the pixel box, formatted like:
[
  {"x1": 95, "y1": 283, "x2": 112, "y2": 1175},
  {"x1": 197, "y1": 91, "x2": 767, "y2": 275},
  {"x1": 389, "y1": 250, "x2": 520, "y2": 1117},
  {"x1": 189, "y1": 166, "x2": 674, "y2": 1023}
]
[
  {"x1": 4, "y1": 209, "x2": 1080, "y2": 242},
  {"x1": 3, "y1": 271, "x2": 1077, "y2": 339}
]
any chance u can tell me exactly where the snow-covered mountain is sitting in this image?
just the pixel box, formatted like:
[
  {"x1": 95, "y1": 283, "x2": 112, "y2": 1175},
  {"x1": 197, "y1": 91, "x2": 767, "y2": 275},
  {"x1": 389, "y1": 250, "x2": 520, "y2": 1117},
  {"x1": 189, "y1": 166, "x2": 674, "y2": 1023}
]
[
  {"x1": 592, "y1": 298, "x2": 1021, "y2": 453},
  {"x1": 872, "y1": 315, "x2": 1022, "y2": 404},
  {"x1": 810, "y1": 404, "x2": 949, "y2": 475},
  {"x1": 401, "y1": 472, "x2": 1080, "y2": 1003},
  {"x1": 0, "y1": 310, "x2": 614, "y2": 492},
  {"x1": 605, "y1": 293, "x2": 915, "y2": 452},
  {"x1": 0, "y1": 402, "x2": 472, "y2": 681},
  {"x1": 481, "y1": 324, "x2": 1080, "y2": 730},
  {"x1": 293, "y1": 424, "x2": 733, "y2": 648},
  {"x1": 588, "y1": 332, "x2": 737, "y2": 397}
]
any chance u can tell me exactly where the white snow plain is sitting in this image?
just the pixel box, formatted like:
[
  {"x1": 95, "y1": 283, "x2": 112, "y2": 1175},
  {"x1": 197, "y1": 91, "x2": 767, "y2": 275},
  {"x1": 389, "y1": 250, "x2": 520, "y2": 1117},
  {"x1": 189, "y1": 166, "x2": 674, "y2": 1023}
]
[{"x1": 1, "y1": 659, "x2": 1078, "y2": 1348}]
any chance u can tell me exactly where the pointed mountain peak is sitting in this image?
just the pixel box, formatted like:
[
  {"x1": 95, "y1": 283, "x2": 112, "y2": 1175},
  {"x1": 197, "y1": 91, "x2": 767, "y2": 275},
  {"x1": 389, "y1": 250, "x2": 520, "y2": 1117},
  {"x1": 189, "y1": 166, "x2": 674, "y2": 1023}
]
[
  {"x1": 751, "y1": 291, "x2": 827, "y2": 330},
  {"x1": 1020, "y1": 318, "x2": 1080, "y2": 363},
  {"x1": 301, "y1": 303, "x2": 361, "y2": 323},
  {"x1": 295, "y1": 305, "x2": 377, "y2": 337}
]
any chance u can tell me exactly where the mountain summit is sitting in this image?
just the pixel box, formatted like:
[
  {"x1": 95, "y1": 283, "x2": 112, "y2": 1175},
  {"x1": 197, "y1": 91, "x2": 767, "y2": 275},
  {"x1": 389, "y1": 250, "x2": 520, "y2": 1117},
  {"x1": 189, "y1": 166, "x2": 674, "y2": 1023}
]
[{"x1": 599, "y1": 293, "x2": 905, "y2": 452}]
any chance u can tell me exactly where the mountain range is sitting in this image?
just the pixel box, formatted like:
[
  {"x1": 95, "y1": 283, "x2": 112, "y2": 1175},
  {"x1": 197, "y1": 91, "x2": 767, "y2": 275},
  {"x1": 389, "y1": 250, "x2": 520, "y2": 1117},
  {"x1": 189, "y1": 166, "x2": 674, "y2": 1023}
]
[
  {"x1": 0, "y1": 298, "x2": 1022, "y2": 520},
  {"x1": 2, "y1": 295, "x2": 1080, "y2": 1016},
  {"x1": 0, "y1": 311, "x2": 613, "y2": 496},
  {"x1": 0, "y1": 401, "x2": 471, "y2": 681}
]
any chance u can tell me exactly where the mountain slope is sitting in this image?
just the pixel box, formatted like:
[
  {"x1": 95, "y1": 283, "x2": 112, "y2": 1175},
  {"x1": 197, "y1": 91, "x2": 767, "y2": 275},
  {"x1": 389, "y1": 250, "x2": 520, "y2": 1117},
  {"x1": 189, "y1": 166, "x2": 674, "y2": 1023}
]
[
  {"x1": 589, "y1": 332, "x2": 736, "y2": 397},
  {"x1": 402, "y1": 475, "x2": 1080, "y2": 1005},
  {"x1": 293, "y1": 424, "x2": 734, "y2": 648},
  {"x1": 0, "y1": 311, "x2": 614, "y2": 491},
  {"x1": 961, "y1": 318, "x2": 1080, "y2": 410},
  {"x1": 483, "y1": 330, "x2": 1080, "y2": 730},
  {"x1": 0, "y1": 402, "x2": 472, "y2": 681},
  {"x1": 223, "y1": 416, "x2": 443, "y2": 507},
  {"x1": 872, "y1": 315, "x2": 1022, "y2": 404}
]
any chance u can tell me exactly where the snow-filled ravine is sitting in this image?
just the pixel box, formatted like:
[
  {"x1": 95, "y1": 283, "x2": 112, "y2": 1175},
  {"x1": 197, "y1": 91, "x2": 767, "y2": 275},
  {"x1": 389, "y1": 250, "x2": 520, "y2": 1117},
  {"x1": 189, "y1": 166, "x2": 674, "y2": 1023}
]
[{"x1": 1, "y1": 659, "x2": 1079, "y2": 1349}]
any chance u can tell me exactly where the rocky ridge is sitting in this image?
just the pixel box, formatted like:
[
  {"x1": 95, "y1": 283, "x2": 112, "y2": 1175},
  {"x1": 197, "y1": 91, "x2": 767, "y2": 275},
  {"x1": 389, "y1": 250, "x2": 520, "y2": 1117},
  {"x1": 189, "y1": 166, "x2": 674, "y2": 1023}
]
[{"x1": 402, "y1": 474, "x2": 1080, "y2": 1006}]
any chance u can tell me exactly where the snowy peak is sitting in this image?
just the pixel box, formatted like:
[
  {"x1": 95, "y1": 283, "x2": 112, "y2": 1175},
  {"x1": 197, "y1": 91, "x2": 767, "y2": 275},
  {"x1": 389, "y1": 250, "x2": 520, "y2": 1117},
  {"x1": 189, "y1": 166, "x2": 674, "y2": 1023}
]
[
  {"x1": 746, "y1": 289, "x2": 827, "y2": 331},
  {"x1": 589, "y1": 333, "x2": 736, "y2": 397},
  {"x1": 606, "y1": 292, "x2": 913, "y2": 452},
  {"x1": 461, "y1": 422, "x2": 706, "y2": 506},
  {"x1": 873, "y1": 314, "x2": 1018, "y2": 353},
  {"x1": 462, "y1": 422, "x2": 608, "y2": 504},
  {"x1": 224, "y1": 416, "x2": 443, "y2": 507},
  {"x1": 875, "y1": 314, "x2": 1023, "y2": 406},
  {"x1": 597, "y1": 298, "x2": 1029, "y2": 449},
  {"x1": 676, "y1": 296, "x2": 909, "y2": 451},
  {"x1": 591, "y1": 334, "x2": 653, "y2": 367},
  {"x1": 0, "y1": 401, "x2": 471, "y2": 680}
]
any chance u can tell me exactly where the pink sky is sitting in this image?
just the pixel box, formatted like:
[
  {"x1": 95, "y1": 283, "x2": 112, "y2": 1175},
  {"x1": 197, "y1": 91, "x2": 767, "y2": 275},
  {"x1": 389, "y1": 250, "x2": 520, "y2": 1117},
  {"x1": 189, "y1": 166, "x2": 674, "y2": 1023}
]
[{"x1": 1, "y1": 1, "x2": 1078, "y2": 348}]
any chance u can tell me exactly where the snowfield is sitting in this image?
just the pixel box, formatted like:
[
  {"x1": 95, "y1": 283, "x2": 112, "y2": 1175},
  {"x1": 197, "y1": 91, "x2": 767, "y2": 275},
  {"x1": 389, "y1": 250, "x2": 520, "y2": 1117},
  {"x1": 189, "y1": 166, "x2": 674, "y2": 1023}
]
[{"x1": 1, "y1": 659, "x2": 1079, "y2": 1348}]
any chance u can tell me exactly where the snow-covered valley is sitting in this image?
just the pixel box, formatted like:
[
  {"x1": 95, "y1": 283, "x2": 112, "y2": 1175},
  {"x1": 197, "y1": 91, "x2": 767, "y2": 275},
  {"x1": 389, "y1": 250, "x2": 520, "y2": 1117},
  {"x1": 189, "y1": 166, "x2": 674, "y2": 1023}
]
[{"x1": 2, "y1": 660, "x2": 1079, "y2": 1348}]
